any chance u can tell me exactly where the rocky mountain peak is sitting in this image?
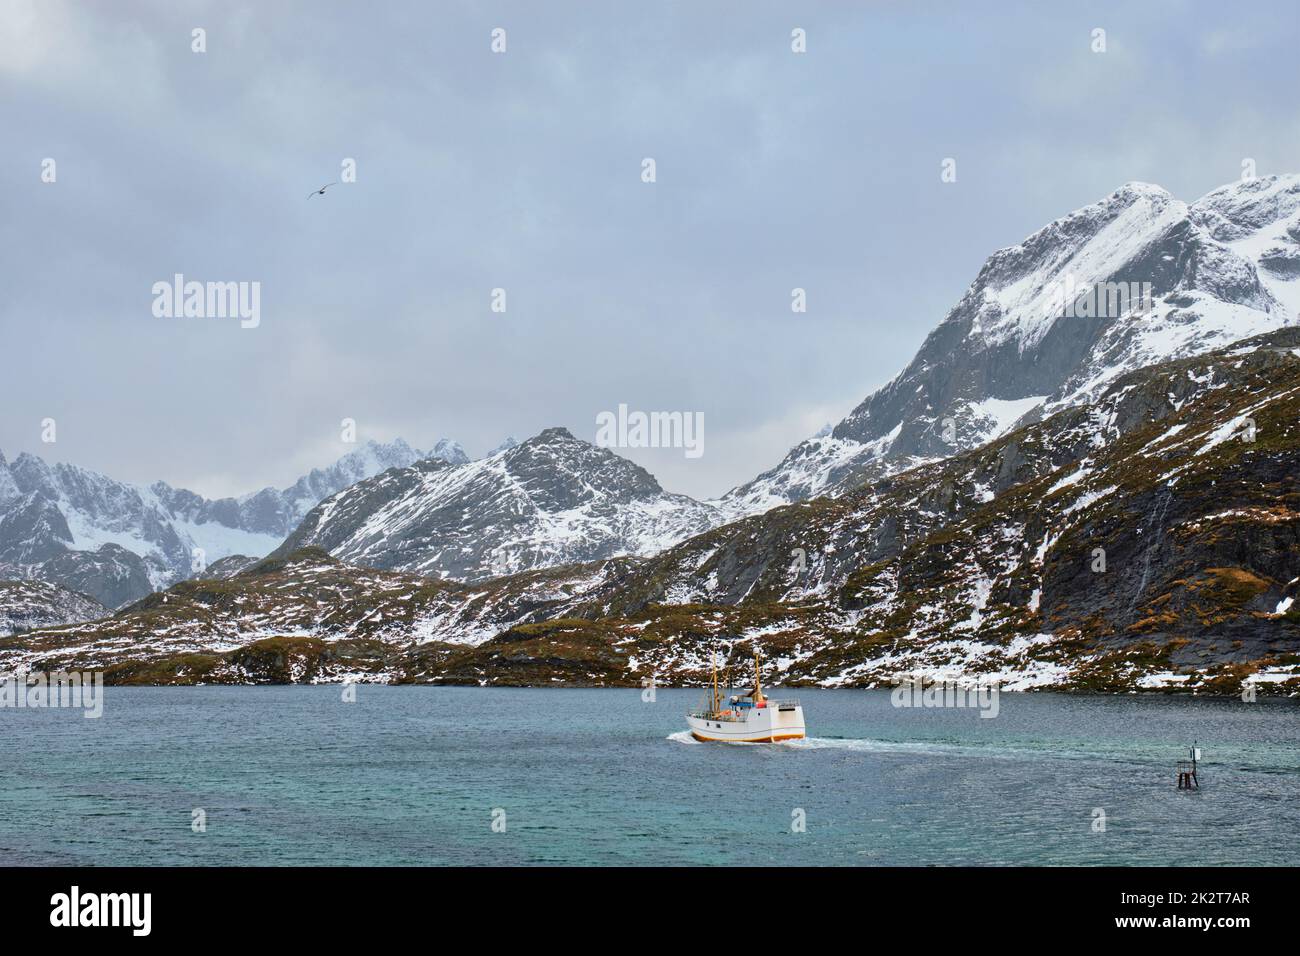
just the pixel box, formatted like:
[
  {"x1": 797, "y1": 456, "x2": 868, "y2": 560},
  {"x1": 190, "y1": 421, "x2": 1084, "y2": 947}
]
[
  {"x1": 502, "y1": 427, "x2": 663, "y2": 505},
  {"x1": 272, "y1": 426, "x2": 712, "y2": 581},
  {"x1": 428, "y1": 438, "x2": 470, "y2": 465},
  {"x1": 534, "y1": 426, "x2": 576, "y2": 442},
  {"x1": 1190, "y1": 173, "x2": 1300, "y2": 238},
  {"x1": 723, "y1": 173, "x2": 1300, "y2": 514}
]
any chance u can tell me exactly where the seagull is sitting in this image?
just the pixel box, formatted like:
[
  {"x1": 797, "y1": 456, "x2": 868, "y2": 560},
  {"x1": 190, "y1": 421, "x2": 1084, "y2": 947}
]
[{"x1": 307, "y1": 182, "x2": 338, "y2": 199}]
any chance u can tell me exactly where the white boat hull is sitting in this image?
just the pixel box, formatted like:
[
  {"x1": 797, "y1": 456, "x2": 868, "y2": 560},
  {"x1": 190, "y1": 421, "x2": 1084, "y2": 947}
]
[{"x1": 686, "y1": 704, "x2": 805, "y2": 743}]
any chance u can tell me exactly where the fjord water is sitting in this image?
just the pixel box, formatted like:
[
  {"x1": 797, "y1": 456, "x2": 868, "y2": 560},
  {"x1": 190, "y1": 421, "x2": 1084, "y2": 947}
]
[{"x1": 3, "y1": 687, "x2": 1296, "y2": 866}]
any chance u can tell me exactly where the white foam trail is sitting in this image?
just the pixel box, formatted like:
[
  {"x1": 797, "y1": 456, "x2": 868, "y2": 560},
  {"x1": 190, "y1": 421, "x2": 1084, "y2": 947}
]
[
  {"x1": 673, "y1": 732, "x2": 1185, "y2": 769},
  {"x1": 784, "y1": 737, "x2": 960, "y2": 755},
  {"x1": 667, "y1": 732, "x2": 949, "y2": 753},
  {"x1": 666, "y1": 731, "x2": 703, "y2": 745},
  {"x1": 789, "y1": 737, "x2": 1116, "y2": 764}
]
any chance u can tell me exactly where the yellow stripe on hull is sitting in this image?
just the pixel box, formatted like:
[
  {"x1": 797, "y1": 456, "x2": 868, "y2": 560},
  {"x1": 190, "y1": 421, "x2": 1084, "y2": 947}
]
[{"x1": 689, "y1": 731, "x2": 805, "y2": 743}]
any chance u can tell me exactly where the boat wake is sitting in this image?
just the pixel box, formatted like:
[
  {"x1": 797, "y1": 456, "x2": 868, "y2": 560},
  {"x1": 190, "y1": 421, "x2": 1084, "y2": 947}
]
[
  {"x1": 780, "y1": 738, "x2": 967, "y2": 754},
  {"x1": 668, "y1": 733, "x2": 1003, "y2": 758},
  {"x1": 667, "y1": 733, "x2": 1272, "y2": 775},
  {"x1": 784, "y1": 736, "x2": 966, "y2": 755},
  {"x1": 666, "y1": 732, "x2": 947, "y2": 752},
  {"x1": 789, "y1": 737, "x2": 1116, "y2": 762}
]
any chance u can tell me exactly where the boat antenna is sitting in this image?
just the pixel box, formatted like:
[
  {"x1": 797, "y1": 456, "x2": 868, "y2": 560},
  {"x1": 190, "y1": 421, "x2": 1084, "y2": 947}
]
[{"x1": 711, "y1": 651, "x2": 719, "y2": 713}]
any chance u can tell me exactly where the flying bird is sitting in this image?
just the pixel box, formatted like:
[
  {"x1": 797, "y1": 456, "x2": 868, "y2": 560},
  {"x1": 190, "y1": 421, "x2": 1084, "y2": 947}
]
[{"x1": 307, "y1": 182, "x2": 338, "y2": 199}]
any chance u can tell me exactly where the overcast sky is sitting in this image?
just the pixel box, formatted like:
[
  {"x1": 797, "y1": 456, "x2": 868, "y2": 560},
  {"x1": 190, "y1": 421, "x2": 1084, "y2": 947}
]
[{"x1": 3, "y1": 0, "x2": 1298, "y2": 500}]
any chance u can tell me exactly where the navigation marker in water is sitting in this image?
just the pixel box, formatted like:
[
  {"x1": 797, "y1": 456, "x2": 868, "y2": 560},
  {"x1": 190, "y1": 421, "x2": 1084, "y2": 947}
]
[{"x1": 1176, "y1": 742, "x2": 1201, "y2": 790}]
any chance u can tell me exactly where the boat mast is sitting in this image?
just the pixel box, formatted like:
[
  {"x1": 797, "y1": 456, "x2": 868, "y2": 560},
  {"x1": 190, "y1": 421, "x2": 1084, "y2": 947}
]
[
  {"x1": 752, "y1": 647, "x2": 765, "y2": 703},
  {"x1": 711, "y1": 652, "x2": 719, "y2": 713}
]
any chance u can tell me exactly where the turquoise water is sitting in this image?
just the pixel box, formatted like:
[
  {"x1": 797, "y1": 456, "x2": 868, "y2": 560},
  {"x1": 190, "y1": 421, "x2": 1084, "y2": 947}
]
[{"x1": 3, "y1": 687, "x2": 1297, "y2": 865}]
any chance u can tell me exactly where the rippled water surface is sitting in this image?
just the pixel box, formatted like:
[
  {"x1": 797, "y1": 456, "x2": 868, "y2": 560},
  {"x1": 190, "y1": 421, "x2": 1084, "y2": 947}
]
[{"x1": 3, "y1": 687, "x2": 1297, "y2": 865}]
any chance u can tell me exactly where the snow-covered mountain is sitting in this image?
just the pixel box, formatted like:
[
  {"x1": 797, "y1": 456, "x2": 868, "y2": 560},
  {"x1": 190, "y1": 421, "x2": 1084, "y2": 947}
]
[
  {"x1": 11, "y1": 171, "x2": 1300, "y2": 691},
  {"x1": 14, "y1": 329, "x2": 1300, "y2": 691},
  {"x1": 722, "y1": 175, "x2": 1300, "y2": 514},
  {"x1": 10, "y1": 173, "x2": 1299, "y2": 674},
  {"x1": 0, "y1": 438, "x2": 465, "y2": 607},
  {"x1": 272, "y1": 427, "x2": 719, "y2": 580}
]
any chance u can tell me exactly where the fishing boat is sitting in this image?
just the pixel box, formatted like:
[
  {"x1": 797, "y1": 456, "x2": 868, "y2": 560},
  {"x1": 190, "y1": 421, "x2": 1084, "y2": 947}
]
[{"x1": 686, "y1": 648, "x2": 805, "y2": 743}]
